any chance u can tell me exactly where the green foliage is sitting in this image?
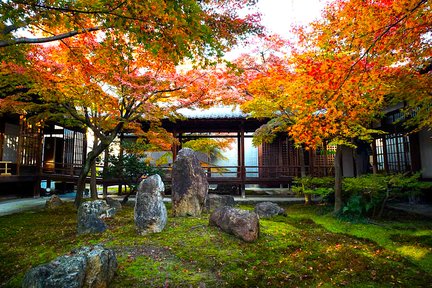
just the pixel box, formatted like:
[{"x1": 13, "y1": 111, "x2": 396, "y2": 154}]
[
  {"x1": 102, "y1": 153, "x2": 162, "y2": 192},
  {"x1": 183, "y1": 138, "x2": 233, "y2": 163},
  {"x1": 1, "y1": 204, "x2": 432, "y2": 287},
  {"x1": 292, "y1": 176, "x2": 334, "y2": 200},
  {"x1": 341, "y1": 174, "x2": 388, "y2": 219},
  {"x1": 388, "y1": 172, "x2": 432, "y2": 202},
  {"x1": 341, "y1": 173, "x2": 432, "y2": 220}
]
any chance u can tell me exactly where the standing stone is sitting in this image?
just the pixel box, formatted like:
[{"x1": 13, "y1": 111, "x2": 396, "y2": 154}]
[
  {"x1": 45, "y1": 194, "x2": 63, "y2": 209},
  {"x1": 254, "y1": 202, "x2": 286, "y2": 218},
  {"x1": 209, "y1": 206, "x2": 260, "y2": 242},
  {"x1": 172, "y1": 148, "x2": 208, "y2": 217},
  {"x1": 134, "y1": 174, "x2": 167, "y2": 235},
  {"x1": 205, "y1": 194, "x2": 235, "y2": 212},
  {"x1": 22, "y1": 245, "x2": 117, "y2": 288},
  {"x1": 77, "y1": 200, "x2": 110, "y2": 235}
]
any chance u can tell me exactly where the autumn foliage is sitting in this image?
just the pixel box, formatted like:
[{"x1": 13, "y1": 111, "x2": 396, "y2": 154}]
[{"x1": 232, "y1": 0, "x2": 431, "y2": 212}]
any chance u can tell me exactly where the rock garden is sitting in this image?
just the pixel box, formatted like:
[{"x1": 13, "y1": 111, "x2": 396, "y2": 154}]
[{"x1": 1, "y1": 149, "x2": 432, "y2": 287}]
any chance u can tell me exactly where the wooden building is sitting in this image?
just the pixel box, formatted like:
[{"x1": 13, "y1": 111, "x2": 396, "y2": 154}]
[{"x1": 0, "y1": 114, "x2": 87, "y2": 197}]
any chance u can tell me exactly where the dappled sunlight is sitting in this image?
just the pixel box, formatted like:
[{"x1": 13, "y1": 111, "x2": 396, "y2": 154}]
[{"x1": 397, "y1": 245, "x2": 430, "y2": 261}]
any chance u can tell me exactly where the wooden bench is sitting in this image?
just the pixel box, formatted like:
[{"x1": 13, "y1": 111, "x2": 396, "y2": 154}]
[{"x1": 0, "y1": 161, "x2": 12, "y2": 176}]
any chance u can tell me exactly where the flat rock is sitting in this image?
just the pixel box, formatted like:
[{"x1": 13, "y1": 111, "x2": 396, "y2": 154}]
[
  {"x1": 209, "y1": 206, "x2": 259, "y2": 242},
  {"x1": 205, "y1": 194, "x2": 235, "y2": 212},
  {"x1": 22, "y1": 245, "x2": 117, "y2": 288},
  {"x1": 254, "y1": 202, "x2": 286, "y2": 218}
]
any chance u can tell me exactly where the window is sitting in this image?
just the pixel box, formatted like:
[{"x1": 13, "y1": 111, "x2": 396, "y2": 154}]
[{"x1": 374, "y1": 133, "x2": 411, "y2": 173}]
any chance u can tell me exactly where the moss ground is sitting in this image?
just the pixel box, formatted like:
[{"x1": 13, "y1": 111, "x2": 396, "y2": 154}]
[{"x1": 0, "y1": 203, "x2": 431, "y2": 287}]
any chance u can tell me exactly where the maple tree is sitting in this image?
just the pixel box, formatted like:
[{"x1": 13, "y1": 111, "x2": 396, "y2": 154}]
[
  {"x1": 25, "y1": 33, "x2": 243, "y2": 205},
  {"x1": 237, "y1": 0, "x2": 430, "y2": 213},
  {"x1": 0, "y1": 0, "x2": 261, "y2": 62},
  {"x1": 0, "y1": 0, "x2": 261, "y2": 205}
]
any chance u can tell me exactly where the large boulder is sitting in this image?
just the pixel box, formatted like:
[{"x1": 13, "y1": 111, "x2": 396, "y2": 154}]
[
  {"x1": 205, "y1": 194, "x2": 235, "y2": 212},
  {"x1": 77, "y1": 200, "x2": 110, "y2": 235},
  {"x1": 171, "y1": 148, "x2": 208, "y2": 217},
  {"x1": 22, "y1": 245, "x2": 117, "y2": 288},
  {"x1": 209, "y1": 206, "x2": 260, "y2": 242},
  {"x1": 134, "y1": 174, "x2": 167, "y2": 235},
  {"x1": 45, "y1": 194, "x2": 64, "y2": 209},
  {"x1": 254, "y1": 202, "x2": 286, "y2": 218}
]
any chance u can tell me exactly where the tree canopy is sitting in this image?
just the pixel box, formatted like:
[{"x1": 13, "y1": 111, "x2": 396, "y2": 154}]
[{"x1": 232, "y1": 0, "x2": 431, "y2": 212}]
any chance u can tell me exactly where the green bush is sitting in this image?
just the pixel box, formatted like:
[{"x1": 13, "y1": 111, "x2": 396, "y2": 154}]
[
  {"x1": 341, "y1": 173, "x2": 432, "y2": 219},
  {"x1": 102, "y1": 154, "x2": 162, "y2": 194},
  {"x1": 388, "y1": 172, "x2": 432, "y2": 204},
  {"x1": 292, "y1": 176, "x2": 334, "y2": 200},
  {"x1": 341, "y1": 174, "x2": 388, "y2": 218}
]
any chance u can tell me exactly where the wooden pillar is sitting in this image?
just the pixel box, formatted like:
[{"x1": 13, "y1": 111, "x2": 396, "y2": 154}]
[
  {"x1": 0, "y1": 120, "x2": 5, "y2": 160},
  {"x1": 409, "y1": 133, "x2": 421, "y2": 172},
  {"x1": 16, "y1": 115, "x2": 25, "y2": 175},
  {"x1": 102, "y1": 146, "x2": 109, "y2": 198},
  {"x1": 323, "y1": 143, "x2": 328, "y2": 176},
  {"x1": 171, "y1": 130, "x2": 178, "y2": 161},
  {"x1": 382, "y1": 136, "x2": 389, "y2": 173},
  {"x1": 239, "y1": 122, "x2": 246, "y2": 198},
  {"x1": 371, "y1": 140, "x2": 378, "y2": 174},
  {"x1": 33, "y1": 124, "x2": 44, "y2": 198},
  {"x1": 118, "y1": 132, "x2": 124, "y2": 195}
]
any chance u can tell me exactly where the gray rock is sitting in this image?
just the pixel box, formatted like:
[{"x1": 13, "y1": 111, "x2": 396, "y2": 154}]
[
  {"x1": 254, "y1": 202, "x2": 286, "y2": 218},
  {"x1": 105, "y1": 197, "x2": 122, "y2": 212},
  {"x1": 134, "y1": 174, "x2": 167, "y2": 235},
  {"x1": 45, "y1": 195, "x2": 64, "y2": 209},
  {"x1": 78, "y1": 246, "x2": 118, "y2": 288},
  {"x1": 172, "y1": 148, "x2": 208, "y2": 217},
  {"x1": 209, "y1": 206, "x2": 260, "y2": 242},
  {"x1": 77, "y1": 200, "x2": 109, "y2": 235},
  {"x1": 22, "y1": 245, "x2": 117, "y2": 288},
  {"x1": 205, "y1": 194, "x2": 235, "y2": 212}
]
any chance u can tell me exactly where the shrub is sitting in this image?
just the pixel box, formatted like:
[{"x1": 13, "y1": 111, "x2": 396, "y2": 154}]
[
  {"x1": 292, "y1": 176, "x2": 334, "y2": 201},
  {"x1": 341, "y1": 173, "x2": 432, "y2": 220}
]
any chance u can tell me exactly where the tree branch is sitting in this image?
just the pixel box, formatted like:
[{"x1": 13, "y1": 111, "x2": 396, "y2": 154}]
[
  {"x1": 0, "y1": 26, "x2": 101, "y2": 47},
  {"x1": 336, "y1": 0, "x2": 428, "y2": 92}
]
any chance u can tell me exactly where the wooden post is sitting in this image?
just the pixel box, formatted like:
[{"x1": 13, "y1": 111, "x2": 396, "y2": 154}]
[
  {"x1": 371, "y1": 140, "x2": 378, "y2": 174},
  {"x1": 0, "y1": 120, "x2": 5, "y2": 160},
  {"x1": 33, "y1": 124, "x2": 44, "y2": 197},
  {"x1": 102, "y1": 146, "x2": 109, "y2": 198},
  {"x1": 16, "y1": 116, "x2": 25, "y2": 175},
  {"x1": 409, "y1": 133, "x2": 421, "y2": 172},
  {"x1": 239, "y1": 122, "x2": 246, "y2": 198},
  {"x1": 382, "y1": 136, "x2": 389, "y2": 173},
  {"x1": 118, "y1": 132, "x2": 124, "y2": 195}
]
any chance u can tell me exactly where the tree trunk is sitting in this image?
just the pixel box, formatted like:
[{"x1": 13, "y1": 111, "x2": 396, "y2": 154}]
[
  {"x1": 90, "y1": 136, "x2": 99, "y2": 199},
  {"x1": 334, "y1": 145, "x2": 343, "y2": 214},
  {"x1": 75, "y1": 138, "x2": 119, "y2": 207},
  {"x1": 299, "y1": 147, "x2": 311, "y2": 205},
  {"x1": 75, "y1": 123, "x2": 124, "y2": 207}
]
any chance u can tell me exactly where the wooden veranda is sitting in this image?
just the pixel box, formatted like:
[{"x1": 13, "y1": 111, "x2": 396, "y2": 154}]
[{"x1": 160, "y1": 112, "x2": 335, "y2": 196}]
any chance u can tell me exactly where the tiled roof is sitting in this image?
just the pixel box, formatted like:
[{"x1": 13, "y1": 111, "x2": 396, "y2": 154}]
[{"x1": 176, "y1": 105, "x2": 248, "y2": 119}]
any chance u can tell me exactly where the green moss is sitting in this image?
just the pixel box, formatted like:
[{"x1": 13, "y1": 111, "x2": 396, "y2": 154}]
[{"x1": 0, "y1": 202, "x2": 431, "y2": 287}]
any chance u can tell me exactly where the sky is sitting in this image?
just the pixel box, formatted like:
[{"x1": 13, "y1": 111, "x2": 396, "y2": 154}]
[
  {"x1": 224, "y1": 0, "x2": 328, "y2": 59},
  {"x1": 257, "y1": 0, "x2": 328, "y2": 36}
]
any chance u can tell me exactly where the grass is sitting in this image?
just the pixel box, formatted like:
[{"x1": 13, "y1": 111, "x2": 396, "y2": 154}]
[{"x1": 0, "y1": 202, "x2": 431, "y2": 287}]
